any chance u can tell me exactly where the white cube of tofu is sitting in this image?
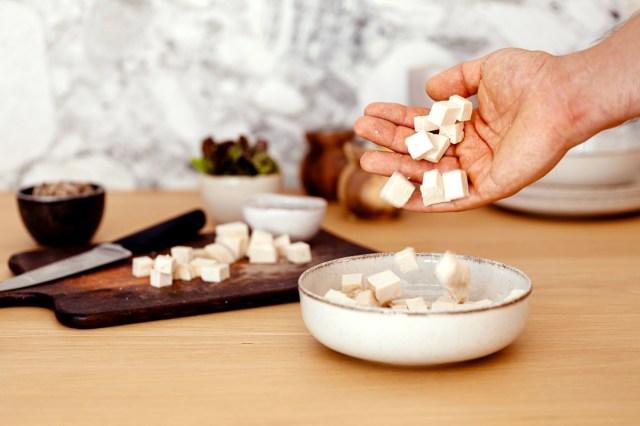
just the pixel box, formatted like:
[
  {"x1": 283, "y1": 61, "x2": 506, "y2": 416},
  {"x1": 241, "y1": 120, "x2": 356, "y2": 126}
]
[
  {"x1": 430, "y1": 299, "x2": 458, "y2": 312},
  {"x1": 505, "y1": 289, "x2": 526, "y2": 302},
  {"x1": 273, "y1": 234, "x2": 291, "y2": 257},
  {"x1": 173, "y1": 262, "x2": 196, "y2": 281},
  {"x1": 380, "y1": 171, "x2": 416, "y2": 208},
  {"x1": 204, "y1": 243, "x2": 236, "y2": 264},
  {"x1": 367, "y1": 269, "x2": 402, "y2": 305},
  {"x1": 248, "y1": 242, "x2": 278, "y2": 264},
  {"x1": 353, "y1": 289, "x2": 378, "y2": 307},
  {"x1": 394, "y1": 247, "x2": 419, "y2": 273},
  {"x1": 324, "y1": 289, "x2": 357, "y2": 306},
  {"x1": 405, "y1": 297, "x2": 430, "y2": 312},
  {"x1": 341, "y1": 273, "x2": 364, "y2": 294},
  {"x1": 423, "y1": 132, "x2": 450, "y2": 163},
  {"x1": 215, "y1": 221, "x2": 249, "y2": 238},
  {"x1": 153, "y1": 255, "x2": 175, "y2": 275},
  {"x1": 413, "y1": 115, "x2": 438, "y2": 132},
  {"x1": 215, "y1": 234, "x2": 248, "y2": 260},
  {"x1": 420, "y1": 169, "x2": 447, "y2": 206},
  {"x1": 201, "y1": 263, "x2": 230, "y2": 283},
  {"x1": 189, "y1": 257, "x2": 217, "y2": 276},
  {"x1": 442, "y1": 169, "x2": 470, "y2": 201},
  {"x1": 449, "y1": 95, "x2": 473, "y2": 121},
  {"x1": 192, "y1": 248, "x2": 210, "y2": 259},
  {"x1": 286, "y1": 241, "x2": 312, "y2": 264},
  {"x1": 390, "y1": 298, "x2": 407, "y2": 309},
  {"x1": 434, "y1": 251, "x2": 471, "y2": 303},
  {"x1": 249, "y1": 229, "x2": 273, "y2": 246},
  {"x1": 170, "y1": 246, "x2": 193, "y2": 264},
  {"x1": 428, "y1": 100, "x2": 462, "y2": 127},
  {"x1": 405, "y1": 130, "x2": 435, "y2": 161},
  {"x1": 132, "y1": 256, "x2": 153, "y2": 278},
  {"x1": 150, "y1": 269, "x2": 173, "y2": 288},
  {"x1": 439, "y1": 122, "x2": 464, "y2": 144}
]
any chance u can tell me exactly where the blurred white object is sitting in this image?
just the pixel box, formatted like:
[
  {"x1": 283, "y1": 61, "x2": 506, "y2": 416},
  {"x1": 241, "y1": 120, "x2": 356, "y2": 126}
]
[
  {"x1": 199, "y1": 173, "x2": 282, "y2": 224},
  {"x1": 539, "y1": 123, "x2": 640, "y2": 185},
  {"x1": 242, "y1": 193, "x2": 327, "y2": 241}
]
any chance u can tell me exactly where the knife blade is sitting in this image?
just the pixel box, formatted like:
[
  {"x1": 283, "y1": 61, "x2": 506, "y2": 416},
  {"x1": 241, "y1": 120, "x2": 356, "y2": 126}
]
[{"x1": 0, "y1": 209, "x2": 206, "y2": 293}]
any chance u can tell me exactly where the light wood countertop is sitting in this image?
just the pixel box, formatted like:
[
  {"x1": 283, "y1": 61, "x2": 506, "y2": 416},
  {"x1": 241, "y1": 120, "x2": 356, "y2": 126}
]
[{"x1": 1, "y1": 191, "x2": 639, "y2": 425}]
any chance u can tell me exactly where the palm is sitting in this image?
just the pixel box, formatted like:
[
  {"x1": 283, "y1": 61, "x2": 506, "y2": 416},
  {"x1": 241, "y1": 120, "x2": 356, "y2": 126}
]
[{"x1": 354, "y1": 48, "x2": 572, "y2": 212}]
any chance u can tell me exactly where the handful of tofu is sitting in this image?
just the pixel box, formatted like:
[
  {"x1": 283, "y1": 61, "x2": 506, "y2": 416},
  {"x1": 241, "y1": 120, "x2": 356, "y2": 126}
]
[
  {"x1": 131, "y1": 221, "x2": 312, "y2": 288},
  {"x1": 325, "y1": 248, "x2": 524, "y2": 312},
  {"x1": 380, "y1": 96, "x2": 473, "y2": 208}
]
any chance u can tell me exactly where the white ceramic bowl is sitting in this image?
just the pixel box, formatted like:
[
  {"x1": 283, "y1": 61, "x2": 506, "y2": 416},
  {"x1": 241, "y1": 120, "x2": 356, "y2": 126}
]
[
  {"x1": 299, "y1": 253, "x2": 531, "y2": 366},
  {"x1": 539, "y1": 124, "x2": 640, "y2": 185},
  {"x1": 199, "y1": 173, "x2": 282, "y2": 224},
  {"x1": 242, "y1": 193, "x2": 327, "y2": 241}
]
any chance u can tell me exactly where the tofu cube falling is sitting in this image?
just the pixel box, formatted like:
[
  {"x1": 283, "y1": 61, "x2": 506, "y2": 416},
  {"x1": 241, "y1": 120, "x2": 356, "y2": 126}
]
[
  {"x1": 434, "y1": 251, "x2": 471, "y2": 303},
  {"x1": 380, "y1": 171, "x2": 416, "y2": 208},
  {"x1": 394, "y1": 247, "x2": 419, "y2": 273}
]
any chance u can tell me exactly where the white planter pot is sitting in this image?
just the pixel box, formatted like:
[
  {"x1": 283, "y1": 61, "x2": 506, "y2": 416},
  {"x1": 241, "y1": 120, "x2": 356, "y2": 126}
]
[{"x1": 198, "y1": 173, "x2": 282, "y2": 224}]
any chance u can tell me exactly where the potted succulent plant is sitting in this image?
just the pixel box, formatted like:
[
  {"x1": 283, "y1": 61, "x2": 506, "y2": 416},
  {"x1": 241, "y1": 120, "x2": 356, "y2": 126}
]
[{"x1": 192, "y1": 135, "x2": 281, "y2": 223}]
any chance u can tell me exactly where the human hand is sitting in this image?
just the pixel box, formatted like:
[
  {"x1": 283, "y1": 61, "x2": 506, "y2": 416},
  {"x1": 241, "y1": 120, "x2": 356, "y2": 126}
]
[{"x1": 354, "y1": 48, "x2": 579, "y2": 212}]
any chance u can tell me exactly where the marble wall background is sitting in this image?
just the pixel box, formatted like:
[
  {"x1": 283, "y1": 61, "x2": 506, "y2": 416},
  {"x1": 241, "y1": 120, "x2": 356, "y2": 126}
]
[{"x1": 1, "y1": 0, "x2": 639, "y2": 190}]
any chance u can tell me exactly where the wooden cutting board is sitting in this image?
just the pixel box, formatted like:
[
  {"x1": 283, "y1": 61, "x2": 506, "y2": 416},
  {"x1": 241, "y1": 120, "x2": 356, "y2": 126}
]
[{"x1": 1, "y1": 230, "x2": 372, "y2": 329}]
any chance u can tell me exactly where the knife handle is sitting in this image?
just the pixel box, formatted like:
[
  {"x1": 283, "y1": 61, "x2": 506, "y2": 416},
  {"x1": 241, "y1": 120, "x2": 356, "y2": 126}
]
[{"x1": 113, "y1": 209, "x2": 206, "y2": 255}]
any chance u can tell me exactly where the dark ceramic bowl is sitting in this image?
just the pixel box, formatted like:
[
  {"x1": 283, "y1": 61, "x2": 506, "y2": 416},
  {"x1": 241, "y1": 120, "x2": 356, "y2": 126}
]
[{"x1": 17, "y1": 183, "x2": 105, "y2": 247}]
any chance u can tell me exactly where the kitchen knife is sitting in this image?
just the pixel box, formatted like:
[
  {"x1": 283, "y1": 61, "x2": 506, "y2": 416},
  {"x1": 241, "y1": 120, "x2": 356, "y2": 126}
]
[{"x1": 0, "y1": 209, "x2": 206, "y2": 293}]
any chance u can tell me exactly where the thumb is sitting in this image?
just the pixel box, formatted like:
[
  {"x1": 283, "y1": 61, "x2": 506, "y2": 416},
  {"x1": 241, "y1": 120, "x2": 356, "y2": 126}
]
[{"x1": 426, "y1": 55, "x2": 486, "y2": 101}]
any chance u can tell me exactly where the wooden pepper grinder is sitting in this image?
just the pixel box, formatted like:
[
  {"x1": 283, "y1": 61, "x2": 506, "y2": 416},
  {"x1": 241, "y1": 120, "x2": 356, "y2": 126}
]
[{"x1": 301, "y1": 129, "x2": 353, "y2": 200}]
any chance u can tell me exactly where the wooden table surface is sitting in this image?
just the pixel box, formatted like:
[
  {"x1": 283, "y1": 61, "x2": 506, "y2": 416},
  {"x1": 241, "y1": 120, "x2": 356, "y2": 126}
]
[{"x1": 1, "y1": 191, "x2": 639, "y2": 425}]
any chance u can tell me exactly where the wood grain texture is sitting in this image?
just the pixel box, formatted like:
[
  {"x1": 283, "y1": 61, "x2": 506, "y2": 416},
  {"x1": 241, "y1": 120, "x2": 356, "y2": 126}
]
[
  {"x1": 1, "y1": 191, "x2": 639, "y2": 425},
  {"x1": 1, "y1": 231, "x2": 371, "y2": 328}
]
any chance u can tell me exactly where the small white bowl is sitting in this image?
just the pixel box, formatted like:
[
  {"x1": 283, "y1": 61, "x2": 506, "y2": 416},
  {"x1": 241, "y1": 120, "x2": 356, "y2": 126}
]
[
  {"x1": 299, "y1": 253, "x2": 532, "y2": 366},
  {"x1": 199, "y1": 173, "x2": 282, "y2": 224},
  {"x1": 242, "y1": 193, "x2": 327, "y2": 241}
]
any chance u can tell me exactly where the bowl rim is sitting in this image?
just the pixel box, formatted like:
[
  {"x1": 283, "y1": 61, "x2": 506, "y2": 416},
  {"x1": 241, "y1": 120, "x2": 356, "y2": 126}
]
[
  {"x1": 299, "y1": 252, "x2": 532, "y2": 316},
  {"x1": 243, "y1": 193, "x2": 328, "y2": 211},
  {"x1": 198, "y1": 172, "x2": 281, "y2": 181},
  {"x1": 17, "y1": 182, "x2": 105, "y2": 203}
]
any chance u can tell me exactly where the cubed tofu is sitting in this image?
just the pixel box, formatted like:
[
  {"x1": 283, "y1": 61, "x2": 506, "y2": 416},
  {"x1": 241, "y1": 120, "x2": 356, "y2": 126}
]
[
  {"x1": 249, "y1": 229, "x2": 273, "y2": 246},
  {"x1": 324, "y1": 289, "x2": 357, "y2": 306},
  {"x1": 406, "y1": 130, "x2": 435, "y2": 161},
  {"x1": 380, "y1": 171, "x2": 416, "y2": 208},
  {"x1": 189, "y1": 257, "x2": 217, "y2": 276},
  {"x1": 405, "y1": 297, "x2": 430, "y2": 312},
  {"x1": 248, "y1": 242, "x2": 278, "y2": 264},
  {"x1": 439, "y1": 122, "x2": 464, "y2": 144},
  {"x1": 420, "y1": 169, "x2": 447, "y2": 206},
  {"x1": 204, "y1": 243, "x2": 236, "y2": 264},
  {"x1": 273, "y1": 234, "x2": 291, "y2": 257},
  {"x1": 413, "y1": 115, "x2": 439, "y2": 132},
  {"x1": 394, "y1": 247, "x2": 419, "y2": 273},
  {"x1": 367, "y1": 269, "x2": 402, "y2": 305},
  {"x1": 216, "y1": 234, "x2": 248, "y2": 260},
  {"x1": 150, "y1": 269, "x2": 173, "y2": 288},
  {"x1": 429, "y1": 299, "x2": 458, "y2": 312},
  {"x1": 153, "y1": 255, "x2": 175, "y2": 275},
  {"x1": 192, "y1": 248, "x2": 210, "y2": 259},
  {"x1": 434, "y1": 251, "x2": 471, "y2": 303},
  {"x1": 215, "y1": 221, "x2": 249, "y2": 238},
  {"x1": 132, "y1": 256, "x2": 153, "y2": 278},
  {"x1": 200, "y1": 263, "x2": 230, "y2": 283},
  {"x1": 173, "y1": 262, "x2": 196, "y2": 281},
  {"x1": 170, "y1": 246, "x2": 193, "y2": 264},
  {"x1": 341, "y1": 273, "x2": 364, "y2": 294},
  {"x1": 449, "y1": 95, "x2": 473, "y2": 121},
  {"x1": 390, "y1": 298, "x2": 407, "y2": 309},
  {"x1": 442, "y1": 169, "x2": 470, "y2": 201},
  {"x1": 353, "y1": 289, "x2": 378, "y2": 307},
  {"x1": 286, "y1": 242, "x2": 312, "y2": 264},
  {"x1": 423, "y1": 132, "x2": 450, "y2": 163},
  {"x1": 428, "y1": 100, "x2": 462, "y2": 127}
]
